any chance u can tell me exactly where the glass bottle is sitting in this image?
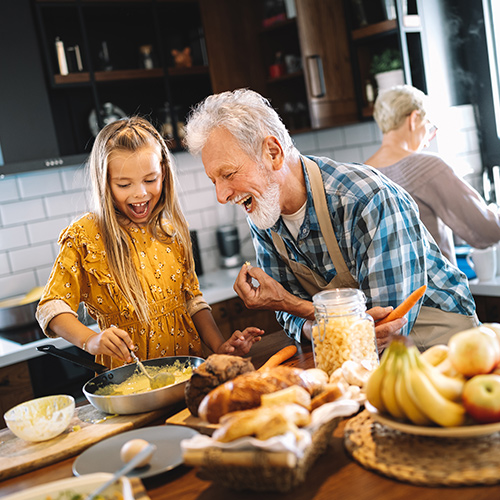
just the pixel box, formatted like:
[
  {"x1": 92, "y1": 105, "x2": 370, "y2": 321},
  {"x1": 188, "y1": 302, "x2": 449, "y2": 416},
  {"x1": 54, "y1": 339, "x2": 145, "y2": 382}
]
[{"x1": 311, "y1": 288, "x2": 378, "y2": 376}]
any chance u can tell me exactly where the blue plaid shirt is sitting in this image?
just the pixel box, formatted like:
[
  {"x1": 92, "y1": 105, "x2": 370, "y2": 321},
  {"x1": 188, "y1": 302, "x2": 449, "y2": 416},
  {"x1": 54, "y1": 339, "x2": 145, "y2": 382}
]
[{"x1": 248, "y1": 155, "x2": 476, "y2": 342}]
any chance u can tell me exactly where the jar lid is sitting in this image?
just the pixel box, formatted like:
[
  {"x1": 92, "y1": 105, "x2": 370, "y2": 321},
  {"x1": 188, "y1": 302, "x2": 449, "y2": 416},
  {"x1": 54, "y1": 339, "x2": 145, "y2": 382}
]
[{"x1": 312, "y1": 288, "x2": 366, "y2": 307}]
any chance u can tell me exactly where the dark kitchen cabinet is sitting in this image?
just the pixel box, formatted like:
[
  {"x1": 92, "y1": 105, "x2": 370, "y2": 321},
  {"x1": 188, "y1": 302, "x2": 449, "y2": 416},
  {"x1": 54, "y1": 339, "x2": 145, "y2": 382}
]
[
  {"x1": 200, "y1": 0, "x2": 358, "y2": 133},
  {"x1": 0, "y1": 0, "x2": 75, "y2": 176},
  {"x1": 253, "y1": 0, "x2": 358, "y2": 131}
]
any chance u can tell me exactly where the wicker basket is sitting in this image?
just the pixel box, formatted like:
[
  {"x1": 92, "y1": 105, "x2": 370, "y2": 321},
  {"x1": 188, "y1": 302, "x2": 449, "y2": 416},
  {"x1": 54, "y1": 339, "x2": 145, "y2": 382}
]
[{"x1": 190, "y1": 416, "x2": 342, "y2": 492}]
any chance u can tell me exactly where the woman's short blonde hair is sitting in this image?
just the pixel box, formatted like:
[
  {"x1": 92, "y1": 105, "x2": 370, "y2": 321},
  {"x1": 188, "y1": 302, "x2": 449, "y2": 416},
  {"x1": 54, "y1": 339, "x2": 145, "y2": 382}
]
[{"x1": 373, "y1": 85, "x2": 429, "y2": 133}]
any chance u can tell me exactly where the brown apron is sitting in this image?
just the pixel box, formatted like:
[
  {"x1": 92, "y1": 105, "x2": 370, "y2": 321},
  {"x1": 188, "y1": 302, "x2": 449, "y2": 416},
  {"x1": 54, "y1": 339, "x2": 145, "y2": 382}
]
[{"x1": 271, "y1": 156, "x2": 478, "y2": 350}]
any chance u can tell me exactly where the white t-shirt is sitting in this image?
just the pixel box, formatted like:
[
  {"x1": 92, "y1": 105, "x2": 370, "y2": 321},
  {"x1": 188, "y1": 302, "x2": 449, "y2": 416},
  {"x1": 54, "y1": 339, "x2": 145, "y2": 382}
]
[{"x1": 282, "y1": 201, "x2": 307, "y2": 239}]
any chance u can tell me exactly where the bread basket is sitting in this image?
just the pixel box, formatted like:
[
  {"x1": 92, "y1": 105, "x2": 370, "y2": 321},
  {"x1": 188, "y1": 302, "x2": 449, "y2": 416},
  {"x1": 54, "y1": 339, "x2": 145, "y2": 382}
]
[{"x1": 182, "y1": 400, "x2": 359, "y2": 492}]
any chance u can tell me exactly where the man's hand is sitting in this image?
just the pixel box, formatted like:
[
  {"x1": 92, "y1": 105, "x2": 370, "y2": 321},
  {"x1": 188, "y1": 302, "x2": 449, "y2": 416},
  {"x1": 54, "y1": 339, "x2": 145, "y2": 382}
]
[
  {"x1": 368, "y1": 306, "x2": 407, "y2": 351},
  {"x1": 233, "y1": 263, "x2": 292, "y2": 311},
  {"x1": 217, "y1": 327, "x2": 264, "y2": 356}
]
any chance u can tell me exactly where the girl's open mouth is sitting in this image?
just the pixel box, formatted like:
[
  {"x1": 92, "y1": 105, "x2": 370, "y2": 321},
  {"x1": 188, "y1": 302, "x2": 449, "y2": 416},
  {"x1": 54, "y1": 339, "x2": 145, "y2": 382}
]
[{"x1": 129, "y1": 201, "x2": 149, "y2": 216}]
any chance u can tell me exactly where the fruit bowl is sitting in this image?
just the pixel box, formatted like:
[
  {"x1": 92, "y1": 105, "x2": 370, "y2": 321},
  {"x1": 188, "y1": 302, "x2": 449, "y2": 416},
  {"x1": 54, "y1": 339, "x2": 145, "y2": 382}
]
[
  {"x1": 4, "y1": 394, "x2": 75, "y2": 442},
  {"x1": 366, "y1": 402, "x2": 500, "y2": 438}
]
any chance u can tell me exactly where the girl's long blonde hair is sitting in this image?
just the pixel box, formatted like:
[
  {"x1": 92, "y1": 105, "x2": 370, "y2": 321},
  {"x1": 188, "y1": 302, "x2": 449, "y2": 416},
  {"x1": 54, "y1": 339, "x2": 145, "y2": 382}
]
[{"x1": 87, "y1": 116, "x2": 193, "y2": 323}]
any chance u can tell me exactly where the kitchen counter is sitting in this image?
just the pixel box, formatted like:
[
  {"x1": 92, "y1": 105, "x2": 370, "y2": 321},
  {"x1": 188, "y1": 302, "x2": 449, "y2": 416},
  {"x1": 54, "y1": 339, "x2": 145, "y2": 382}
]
[
  {"x1": 468, "y1": 275, "x2": 500, "y2": 297},
  {"x1": 0, "y1": 268, "x2": 242, "y2": 369},
  {"x1": 1, "y1": 330, "x2": 499, "y2": 499}
]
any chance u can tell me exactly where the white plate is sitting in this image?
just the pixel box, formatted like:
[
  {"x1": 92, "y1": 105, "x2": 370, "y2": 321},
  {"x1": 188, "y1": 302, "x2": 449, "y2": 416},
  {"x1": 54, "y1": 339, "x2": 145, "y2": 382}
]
[
  {"x1": 366, "y1": 402, "x2": 500, "y2": 438},
  {"x1": 3, "y1": 473, "x2": 133, "y2": 500},
  {"x1": 73, "y1": 425, "x2": 198, "y2": 478}
]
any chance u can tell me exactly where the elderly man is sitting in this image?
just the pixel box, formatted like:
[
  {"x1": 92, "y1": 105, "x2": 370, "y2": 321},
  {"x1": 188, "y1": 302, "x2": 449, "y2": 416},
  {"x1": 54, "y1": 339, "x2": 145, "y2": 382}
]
[{"x1": 185, "y1": 89, "x2": 478, "y2": 351}]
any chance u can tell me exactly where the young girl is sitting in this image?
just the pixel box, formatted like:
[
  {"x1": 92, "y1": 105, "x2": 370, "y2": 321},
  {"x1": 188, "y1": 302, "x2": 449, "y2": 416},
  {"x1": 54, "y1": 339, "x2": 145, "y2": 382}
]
[{"x1": 36, "y1": 116, "x2": 263, "y2": 369}]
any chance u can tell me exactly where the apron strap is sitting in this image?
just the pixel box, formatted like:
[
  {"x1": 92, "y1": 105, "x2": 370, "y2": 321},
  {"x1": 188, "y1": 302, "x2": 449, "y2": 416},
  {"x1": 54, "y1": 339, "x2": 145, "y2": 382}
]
[
  {"x1": 303, "y1": 156, "x2": 355, "y2": 283},
  {"x1": 270, "y1": 156, "x2": 358, "y2": 293}
]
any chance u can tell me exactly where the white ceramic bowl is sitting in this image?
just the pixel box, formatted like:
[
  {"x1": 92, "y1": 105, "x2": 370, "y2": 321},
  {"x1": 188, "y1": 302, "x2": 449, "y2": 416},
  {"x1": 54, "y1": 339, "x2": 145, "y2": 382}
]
[
  {"x1": 4, "y1": 394, "x2": 75, "y2": 442},
  {"x1": 2, "y1": 473, "x2": 134, "y2": 500}
]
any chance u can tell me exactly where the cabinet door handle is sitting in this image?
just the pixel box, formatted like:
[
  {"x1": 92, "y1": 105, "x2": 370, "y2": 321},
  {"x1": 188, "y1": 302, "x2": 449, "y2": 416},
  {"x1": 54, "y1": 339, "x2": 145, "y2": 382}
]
[{"x1": 306, "y1": 55, "x2": 325, "y2": 98}]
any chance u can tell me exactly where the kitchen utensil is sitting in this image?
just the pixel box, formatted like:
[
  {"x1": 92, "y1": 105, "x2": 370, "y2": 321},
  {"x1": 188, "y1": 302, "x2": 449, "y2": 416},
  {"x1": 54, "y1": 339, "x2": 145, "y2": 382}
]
[
  {"x1": 0, "y1": 297, "x2": 39, "y2": 330},
  {"x1": 73, "y1": 425, "x2": 198, "y2": 479},
  {"x1": 84, "y1": 443, "x2": 156, "y2": 500},
  {"x1": 4, "y1": 395, "x2": 75, "y2": 442},
  {"x1": 129, "y1": 350, "x2": 175, "y2": 390},
  {"x1": 37, "y1": 344, "x2": 204, "y2": 414}
]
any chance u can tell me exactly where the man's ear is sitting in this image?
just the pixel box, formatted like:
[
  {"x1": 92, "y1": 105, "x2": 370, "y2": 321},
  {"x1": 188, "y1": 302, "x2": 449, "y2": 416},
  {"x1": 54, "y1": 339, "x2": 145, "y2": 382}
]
[{"x1": 263, "y1": 136, "x2": 284, "y2": 170}]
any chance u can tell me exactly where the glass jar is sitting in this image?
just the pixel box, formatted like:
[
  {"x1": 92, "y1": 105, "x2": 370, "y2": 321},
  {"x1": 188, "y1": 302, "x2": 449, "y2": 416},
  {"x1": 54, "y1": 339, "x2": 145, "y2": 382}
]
[{"x1": 311, "y1": 288, "x2": 378, "y2": 376}]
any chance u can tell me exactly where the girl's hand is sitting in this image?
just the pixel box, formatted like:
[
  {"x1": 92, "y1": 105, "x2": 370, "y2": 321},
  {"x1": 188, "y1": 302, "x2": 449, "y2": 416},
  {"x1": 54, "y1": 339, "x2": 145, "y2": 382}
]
[
  {"x1": 85, "y1": 326, "x2": 135, "y2": 362},
  {"x1": 217, "y1": 327, "x2": 264, "y2": 356},
  {"x1": 368, "y1": 306, "x2": 407, "y2": 351}
]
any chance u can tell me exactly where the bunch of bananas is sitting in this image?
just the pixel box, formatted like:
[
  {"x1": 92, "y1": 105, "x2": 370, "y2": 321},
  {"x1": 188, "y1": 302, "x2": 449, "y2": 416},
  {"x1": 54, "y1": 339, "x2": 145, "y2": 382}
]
[{"x1": 366, "y1": 339, "x2": 466, "y2": 427}]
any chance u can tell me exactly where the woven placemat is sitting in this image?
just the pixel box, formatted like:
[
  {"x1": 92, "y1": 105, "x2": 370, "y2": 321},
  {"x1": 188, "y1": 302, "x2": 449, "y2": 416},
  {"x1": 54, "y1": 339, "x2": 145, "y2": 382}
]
[{"x1": 344, "y1": 409, "x2": 500, "y2": 487}]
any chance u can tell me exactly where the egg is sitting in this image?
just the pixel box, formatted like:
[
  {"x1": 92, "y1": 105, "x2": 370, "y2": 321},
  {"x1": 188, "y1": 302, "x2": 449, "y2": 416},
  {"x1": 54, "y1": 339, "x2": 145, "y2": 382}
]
[{"x1": 120, "y1": 438, "x2": 153, "y2": 467}]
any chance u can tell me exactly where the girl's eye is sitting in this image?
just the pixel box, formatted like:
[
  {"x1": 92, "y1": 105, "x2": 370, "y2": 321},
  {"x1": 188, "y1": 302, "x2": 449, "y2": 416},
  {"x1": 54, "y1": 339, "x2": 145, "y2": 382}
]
[
  {"x1": 117, "y1": 183, "x2": 130, "y2": 188},
  {"x1": 145, "y1": 178, "x2": 158, "y2": 183}
]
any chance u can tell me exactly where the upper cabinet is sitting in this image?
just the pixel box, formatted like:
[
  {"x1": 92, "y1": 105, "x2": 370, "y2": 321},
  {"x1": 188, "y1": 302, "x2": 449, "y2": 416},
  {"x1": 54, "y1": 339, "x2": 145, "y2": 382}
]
[
  {"x1": 344, "y1": 0, "x2": 427, "y2": 118},
  {"x1": 1, "y1": 0, "x2": 213, "y2": 175},
  {"x1": 244, "y1": 0, "x2": 358, "y2": 132},
  {"x1": 1, "y1": 0, "x2": 403, "y2": 176}
]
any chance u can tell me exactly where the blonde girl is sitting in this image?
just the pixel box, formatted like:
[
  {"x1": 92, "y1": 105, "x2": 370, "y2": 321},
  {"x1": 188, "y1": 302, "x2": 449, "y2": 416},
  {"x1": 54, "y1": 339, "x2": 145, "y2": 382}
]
[{"x1": 36, "y1": 116, "x2": 263, "y2": 369}]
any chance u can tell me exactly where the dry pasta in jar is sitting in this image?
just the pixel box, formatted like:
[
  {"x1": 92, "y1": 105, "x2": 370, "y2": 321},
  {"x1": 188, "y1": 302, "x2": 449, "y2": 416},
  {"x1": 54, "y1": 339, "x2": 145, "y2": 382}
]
[{"x1": 311, "y1": 289, "x2": 378, "y2": 376}]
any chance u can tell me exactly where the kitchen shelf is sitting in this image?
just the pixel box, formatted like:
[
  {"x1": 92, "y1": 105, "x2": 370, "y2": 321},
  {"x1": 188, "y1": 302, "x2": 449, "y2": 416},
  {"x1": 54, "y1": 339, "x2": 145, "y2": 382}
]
[{"x1": 351, "y1": 19, "x2": 397, "y2": 40}]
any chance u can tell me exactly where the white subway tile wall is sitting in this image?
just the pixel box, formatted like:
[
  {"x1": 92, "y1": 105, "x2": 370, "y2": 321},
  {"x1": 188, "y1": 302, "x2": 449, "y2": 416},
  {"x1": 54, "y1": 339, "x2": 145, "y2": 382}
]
[{"x1": 0, "y1": 105, "x2": 482, "y2": 300}]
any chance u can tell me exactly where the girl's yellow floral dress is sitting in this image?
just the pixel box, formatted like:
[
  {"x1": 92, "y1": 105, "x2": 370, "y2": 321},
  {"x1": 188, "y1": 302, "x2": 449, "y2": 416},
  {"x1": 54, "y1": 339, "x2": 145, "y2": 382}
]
[{"x1": 37, "y1": 213, "x2": 208, "y2": 369}]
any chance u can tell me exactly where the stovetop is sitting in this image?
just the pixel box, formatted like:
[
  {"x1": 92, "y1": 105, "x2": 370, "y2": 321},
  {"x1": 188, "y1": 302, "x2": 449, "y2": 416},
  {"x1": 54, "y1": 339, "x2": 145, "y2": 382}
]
[{"x1": 0, "y1": 323, "x2": 45, "y2": 345}]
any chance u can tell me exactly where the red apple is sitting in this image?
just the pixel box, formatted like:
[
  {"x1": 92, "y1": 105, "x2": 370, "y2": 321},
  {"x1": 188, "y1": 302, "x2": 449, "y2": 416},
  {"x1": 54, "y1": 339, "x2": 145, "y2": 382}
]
[
  {"x1": 462, "y1": 374, "x2": 500, "y2": 423},
  {"x1": 448, "y1": 326, "x2": 500, "y2": 377}
]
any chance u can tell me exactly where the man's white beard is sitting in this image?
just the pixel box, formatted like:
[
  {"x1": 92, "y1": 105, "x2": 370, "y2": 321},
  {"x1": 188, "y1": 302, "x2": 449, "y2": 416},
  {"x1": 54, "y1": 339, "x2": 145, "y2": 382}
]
[{"x1": 249, "y1": 181, "x2": 281, "y2": 230}]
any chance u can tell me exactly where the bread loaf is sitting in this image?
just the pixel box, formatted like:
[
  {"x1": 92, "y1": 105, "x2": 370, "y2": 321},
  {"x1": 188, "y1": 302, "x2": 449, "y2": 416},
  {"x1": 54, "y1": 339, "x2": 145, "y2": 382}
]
[
  {"x1": 184, "y1": 354, "x2": 255, "y2": 416},
  {"x1": 198, "y1": 365, "x2": 324, "y2": 423}
]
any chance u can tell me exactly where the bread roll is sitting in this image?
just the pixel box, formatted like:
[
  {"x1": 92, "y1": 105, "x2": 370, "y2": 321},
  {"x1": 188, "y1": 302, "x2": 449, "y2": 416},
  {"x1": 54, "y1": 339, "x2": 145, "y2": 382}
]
[
  {"x1": 212, "y1": 403, "x2": 311, "y2": 442},
  {"x1": 311, "y1": 382, "x2": 346, "y2": 410},
  {"x1": 198, "y1": 365, "x2": 318, "y2": 423},
  {"x1": 261, "y1": 385, "x2": 311, "y2": 410}
]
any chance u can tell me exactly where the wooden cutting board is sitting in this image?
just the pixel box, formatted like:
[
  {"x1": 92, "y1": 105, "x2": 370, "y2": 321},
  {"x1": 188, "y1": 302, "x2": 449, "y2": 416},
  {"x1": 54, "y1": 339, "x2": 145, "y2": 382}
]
[
  {"x1": 0, "y1": 404, "x2": 169, "y2": 481},
  {"x1": 165, "y1": 407, "x2": 218, "y2": 436}
]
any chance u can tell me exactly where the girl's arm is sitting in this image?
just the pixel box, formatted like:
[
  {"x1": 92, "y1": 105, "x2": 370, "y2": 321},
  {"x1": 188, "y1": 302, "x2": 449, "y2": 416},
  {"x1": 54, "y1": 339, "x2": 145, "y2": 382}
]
[
  {"x1": 191, "y1": 308, "x2": 263, "y2": 356},
  {"x1": 49, "y1": 313, "x2": 134, "y2": 362}
]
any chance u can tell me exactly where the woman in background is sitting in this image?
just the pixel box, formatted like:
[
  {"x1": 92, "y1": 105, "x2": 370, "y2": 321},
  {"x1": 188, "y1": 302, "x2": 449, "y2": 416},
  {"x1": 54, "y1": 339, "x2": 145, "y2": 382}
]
[{"x1": 366, "y1": 84, "x2": 500, "y2": 265}]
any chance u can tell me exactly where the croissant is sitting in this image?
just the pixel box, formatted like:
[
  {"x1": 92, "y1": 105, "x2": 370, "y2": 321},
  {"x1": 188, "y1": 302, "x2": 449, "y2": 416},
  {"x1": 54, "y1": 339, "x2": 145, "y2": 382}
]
[{"x1": 198, "y1": 365, "x2": 325, "y2": 423}]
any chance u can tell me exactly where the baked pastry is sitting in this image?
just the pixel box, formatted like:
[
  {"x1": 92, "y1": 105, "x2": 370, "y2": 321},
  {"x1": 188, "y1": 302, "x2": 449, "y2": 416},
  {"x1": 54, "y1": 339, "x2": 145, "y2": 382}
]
[
  {"x1": 184, "y1": 354, "x2": 255, "y2": 416},
  {"x1": 198, "y1": 365, "x2": 325, "y2": 423},
  {"x1": 212, "y1": 403, "x2": 311, "y2": 442},
  {"x1": 311, "y1": 382, "x2": 346, "y2": 410},
  {"x1": 261, "y1": 385, "x2": 311, "y2": 410}
]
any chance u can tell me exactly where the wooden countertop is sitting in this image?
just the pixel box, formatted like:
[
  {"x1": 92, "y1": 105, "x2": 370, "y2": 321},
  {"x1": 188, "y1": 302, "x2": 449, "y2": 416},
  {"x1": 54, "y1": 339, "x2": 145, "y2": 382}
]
[{"x1": 1, "y1": 330, "x2": 499, "y2": 500}]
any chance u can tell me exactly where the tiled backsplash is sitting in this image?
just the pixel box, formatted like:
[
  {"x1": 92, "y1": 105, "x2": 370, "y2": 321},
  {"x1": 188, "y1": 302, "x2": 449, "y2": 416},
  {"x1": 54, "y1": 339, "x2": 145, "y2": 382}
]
[{"x1": 0, "y1": 105, "x2": 482, "y2": 301}]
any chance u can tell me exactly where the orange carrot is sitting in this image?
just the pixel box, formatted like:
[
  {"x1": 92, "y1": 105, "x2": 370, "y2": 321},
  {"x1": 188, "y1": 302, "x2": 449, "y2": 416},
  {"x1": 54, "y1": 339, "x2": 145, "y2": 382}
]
[
  {"x1": 258, "y1": 345, "x2": 298, "y2": 371},
  {"x1": 376, "y1": 285, "x2": 427, "y2": 326}
]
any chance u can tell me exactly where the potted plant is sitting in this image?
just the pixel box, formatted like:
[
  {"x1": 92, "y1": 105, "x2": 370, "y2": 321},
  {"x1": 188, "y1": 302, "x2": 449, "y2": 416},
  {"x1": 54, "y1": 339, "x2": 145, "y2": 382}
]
[{"x1": 370, "y1": 48, "x2": 404, "y2": 91}]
